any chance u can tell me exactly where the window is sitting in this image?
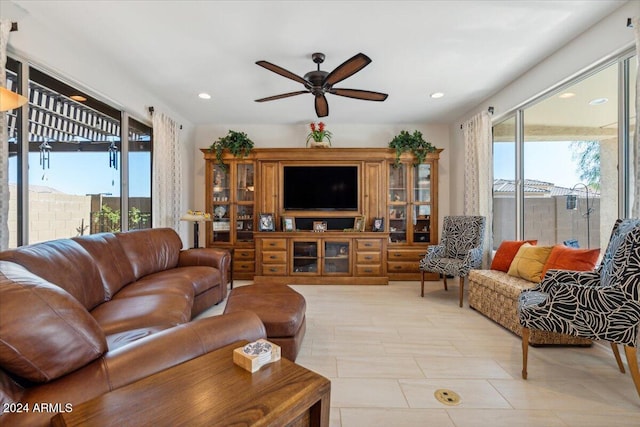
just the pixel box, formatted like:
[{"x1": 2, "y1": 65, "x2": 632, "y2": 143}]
[
  {"x1": 492, "y1": 53, "x2": 633, "y2": 250},
  {"x1": 4, "y1": 58, "x2": 152, "y2": 246}
]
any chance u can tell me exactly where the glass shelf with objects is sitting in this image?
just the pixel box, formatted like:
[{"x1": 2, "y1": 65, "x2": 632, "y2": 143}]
[
  {"x1": 323, "y1": 241, "x2": 350, "y2": 274},
  {"x1": 236, "y1": 163, "x2": 255, "y2": 243},
  {"x1": 292, "y1": 241, "x2": 318, "y2": 273},
  {"x1": 388, "y1": 204, "x2": 407, "y2": 243}
]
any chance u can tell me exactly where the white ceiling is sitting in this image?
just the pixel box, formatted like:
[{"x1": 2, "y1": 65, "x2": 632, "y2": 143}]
[{"x1": 5, "y1": 0, "x2": 628, "y2": 126}]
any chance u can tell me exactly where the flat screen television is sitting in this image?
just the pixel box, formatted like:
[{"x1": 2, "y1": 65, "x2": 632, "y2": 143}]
[{"x1": 283, "y1": 166, "x2": 358, "y2": 211}]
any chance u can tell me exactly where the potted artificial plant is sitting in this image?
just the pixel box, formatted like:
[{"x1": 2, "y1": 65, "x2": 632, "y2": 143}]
[
  {"x1": 209, "y1": 130, "x2": 255, "y2": 171},
  {"x1": 388, "y1": 130, "x2": 437, "y2": 168}
]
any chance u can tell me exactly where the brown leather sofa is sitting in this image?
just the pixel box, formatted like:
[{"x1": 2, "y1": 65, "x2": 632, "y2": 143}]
[{"x1": 0, "y1": 228, "x2": 267, "y2": 426}]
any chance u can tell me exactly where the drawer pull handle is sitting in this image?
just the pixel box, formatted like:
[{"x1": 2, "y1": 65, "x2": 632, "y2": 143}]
[
  {"x1": 364, "y1": 256, "x2": 373, "y2": 260},
  {"x1": 269, "y1": 268, "x2": 278, "y2": 272},
  {"x1": 394, "y1": 266, "x2": 402, "y2": 270},
  {"x1": 269, "y1": 243, "x2": 276, "y2": 246},
  {"x1": 364, "y1": 243, "x2": 373, "y2": 247},
  {"x1": 364, "y1": 269, "x2": 372, "y2": 273},
  {"x1": 394, "y1": 253, "x2": 402, "y2": 257},
  {"x1": 269, "y1": 255, "x2": 277, "y2": 259}
]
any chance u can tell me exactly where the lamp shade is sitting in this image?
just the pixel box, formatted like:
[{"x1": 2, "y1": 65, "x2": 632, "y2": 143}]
[
  {"x1": 0, "y1": 87, "x2": 28, "y2": 112},
  {"x1": 566, "y1": 194, "x2": 578, "y2": 210}
]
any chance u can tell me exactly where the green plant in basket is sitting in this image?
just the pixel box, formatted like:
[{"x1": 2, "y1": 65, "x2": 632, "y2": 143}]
[
  {"x1": 388, "y1": 130, "x2": 436, "y2": 168},
  {"x1": 209, "y1": 130, "x2": 254, "y2": 171}
]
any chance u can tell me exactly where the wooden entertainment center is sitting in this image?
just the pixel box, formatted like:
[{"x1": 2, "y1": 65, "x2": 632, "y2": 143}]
[{"x1": 201, "y1": 147, "x2": 441, "y2": 284}]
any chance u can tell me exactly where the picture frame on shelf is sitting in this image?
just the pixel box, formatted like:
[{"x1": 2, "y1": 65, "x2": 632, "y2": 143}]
[
  {"x1": 313, "y1": 221, "x2": 327, "y2": 232},
  {"x1": 237, "y1": 221, "x2": 243, "y2": 230},
  {"x1": 372, "y1": 217, "x2": 384, "y2": 232},
  {"x1": 282, "y1": 216, "x2": 296, "y2": 232},
  {"x1": 353, "y1": 215, "x2": 366, "y2": 232},
  {"x1": 259, "y1": 213, "x2": 275, "y2": 232}
]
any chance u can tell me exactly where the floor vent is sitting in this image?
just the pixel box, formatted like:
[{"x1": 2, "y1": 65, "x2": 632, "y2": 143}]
[{"x1": 434, "y1": 389, "x2": 461, "y2": 406}]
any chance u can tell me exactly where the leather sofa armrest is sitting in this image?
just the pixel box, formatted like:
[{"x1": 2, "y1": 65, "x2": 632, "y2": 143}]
[
  {"x1": 104, "y1": 310, "x2": 265, "y2": 389},
  {"x1": 179, "y1": 248, "x2": 231, "y2": 286}
]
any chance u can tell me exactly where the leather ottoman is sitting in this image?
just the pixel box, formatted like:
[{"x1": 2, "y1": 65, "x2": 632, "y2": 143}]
[{"x1": 223, "y1": 284, "x2": 306, "y2": 361}]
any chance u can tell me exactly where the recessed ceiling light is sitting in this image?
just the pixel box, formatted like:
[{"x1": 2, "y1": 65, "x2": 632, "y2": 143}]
[
  {"x1": 558, "y1": 92, "x2": 575, "y2": 99},
  {"x1": 70, "y1": 95, "x2": 87, "y2": 102},
  {"x1": 198, "y1": 92, "x2": 212, "y2": 100},
  {"x1": 588, "y1": 97, "x2": 608, "y2": 106},
  {"x1": 430, "y1": 92, "x2": 444, "y2": 99}
]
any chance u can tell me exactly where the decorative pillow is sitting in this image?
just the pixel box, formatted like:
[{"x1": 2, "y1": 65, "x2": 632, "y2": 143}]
[
  {"x1": 0, "y1": 261, "x2": 107, "y2": 383},
  {"x1": 507, "y1": 243, "x2": 553, "y2": 283},
  {"x1": 541, "y1": 245, "x2": 600, "y2": 278},
  {"x1": 490, "y1": 240, "x2": 538, "y2": 272}
]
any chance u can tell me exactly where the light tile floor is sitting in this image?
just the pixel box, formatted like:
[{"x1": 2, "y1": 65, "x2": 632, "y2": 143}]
[{"x1": 201, "y1": 280, "x2": 640, "y2": 427}]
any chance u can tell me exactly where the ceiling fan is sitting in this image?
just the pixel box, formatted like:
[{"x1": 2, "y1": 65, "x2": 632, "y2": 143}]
[{"x1": 254, "y1": 52, "x2": 388, "y2": 118}]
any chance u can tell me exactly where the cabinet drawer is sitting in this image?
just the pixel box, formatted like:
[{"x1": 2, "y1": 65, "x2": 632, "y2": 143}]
[
  {"x1": 356, "y1": 264, "x2": 382, "y2": 276},
  {"x1": 234, "y1": 249, "x2": 255, "y2": 260},
  {"x1": 356, "y1": 239, "x2": 382, "y2": 251},
  {"x1": 387, "y1": 261, "x2": 419, "y2": 273},
  {"x1": 262, "y1": 251, "x2": 287, "y2": 264},
  {"x1": 387, "y1": 250, "x2": 425, "y2": 261},
  {"x1": 356, "y1": 252, "x2": 381, "y2": 264},
  {"x1": 261, "y1": 238, "x2": 287, "y2": 251},
  {"x1": 263, "y1": 264, "x2": 287, "y2": 275},
  {"x1": 234, "y1": 261, "x2": 255, "y2": 273}
]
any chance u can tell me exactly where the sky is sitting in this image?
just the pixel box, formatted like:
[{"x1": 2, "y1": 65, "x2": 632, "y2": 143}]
[
  {"x1": 493, "y1": 141, "x2": 584, "y2": 189},
  {"x1": 8, "y1": 152, "x2": 151, "y2": 197}
]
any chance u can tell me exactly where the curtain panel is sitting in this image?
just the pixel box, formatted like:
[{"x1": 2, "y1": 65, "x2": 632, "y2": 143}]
[
  {"x1": 151, "y1": 111, "x2": 183, "y2": 230},
  {"x1": 462, "y1": 110, "x2": 493, "y2": 267},
  {"x1": 0, "y1": 20, "x2": 13, "y2": 250}
]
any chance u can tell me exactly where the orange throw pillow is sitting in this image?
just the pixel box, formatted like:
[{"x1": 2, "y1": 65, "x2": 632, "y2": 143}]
[
  {"x1": 490, "y1": 240, "x2": 538, "y2": 272},
  {"x1": 541, "y1": 245, "x2": 600, "y2": 278}
]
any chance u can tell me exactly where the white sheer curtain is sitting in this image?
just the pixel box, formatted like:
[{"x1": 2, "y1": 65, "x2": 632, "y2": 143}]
[
  {"x1": 632, "y1": 16, "x2": 640, "y2": 217},
  {"x1": 462, "y1": 110, "x2": 492, "y2": 266},
  {"x1": 151, "y1": 110, "x2": 183, "y2": 230},
  {"x1": 0, "y1": 20, "x2": 13, "y2": 250}
]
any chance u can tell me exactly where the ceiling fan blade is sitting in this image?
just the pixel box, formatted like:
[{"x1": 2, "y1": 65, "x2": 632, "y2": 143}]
[
  {"x1": 330, "y1": 88, "x2": 388, "y2": 101},
  {"x1": 315, "y1": 94, "x2": 329, "y2": 117},
  {"x1": 255, "y1": 90, "x2": 309, "y2": 102},
  {"x1": 323, "y1": 53, "x2": 372, "y2": 87},
  {"x1": 255, "y1": 60, "x2": 308, "y2": 86}
]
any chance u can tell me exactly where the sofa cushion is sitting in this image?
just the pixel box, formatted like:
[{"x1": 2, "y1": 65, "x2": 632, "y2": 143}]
[
  {"x1": 73, "y1": 233, "x2": 137, "y2": 299},
  {"x1": 490, "y1": 240, "x2": 538, "y2": 272},
  {"x1": 114, "y1": 266, "x2": 219, "y2": 300},
  {"x1": 115, "y1": 228, "x2": 183, "y2": 279},
  {"x1": 0, "y1": 261, "x2": 107, "y2": 383},
  {"x1": 90, "y1": 294, "x2": 192, "y2": 335},
  {"x1": 541, "y1": 245, "x2": 600, "y2": 278},
  {"x1": 507, "y1": 243, "x2": 553, "y2": 283},
  {"x1": 0, "y1": 239, "x2": 106, "y2": 310}
]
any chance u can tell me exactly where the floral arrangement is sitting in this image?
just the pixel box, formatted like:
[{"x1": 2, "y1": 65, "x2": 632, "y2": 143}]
[{"x1": 306, "y1": 122, "x2": 332, "y2": 146}]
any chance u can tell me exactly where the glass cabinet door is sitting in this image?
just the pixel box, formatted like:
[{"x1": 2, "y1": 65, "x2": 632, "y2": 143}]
[
  {"x1": 323, "y1": 240, "x2": 351, "y2": 275},
  {"x1": 292, "y1": 240, "x2": 319, "y2": 274},
  {"x1": 236, "y1": 163, "x2": 255, "y2": 243},
  {"x1": 211, "y1": 164, "x2": 231, "y2": 242},
  {"x1": 388, "y1": 164, "x2": 408, "y2": 243},
  {"x1": 412, "y1": 163, "x2": 432, "y2": 243}
]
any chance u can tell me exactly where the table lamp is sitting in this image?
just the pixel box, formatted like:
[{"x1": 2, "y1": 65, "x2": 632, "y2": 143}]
[{"x1": 180, "y1": 210, "x2": 212, "y2": 248}]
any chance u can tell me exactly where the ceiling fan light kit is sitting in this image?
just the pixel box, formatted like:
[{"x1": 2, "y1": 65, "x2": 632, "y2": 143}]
[{"x1": 255, "y1": 52, "x2": 388, "y2": 118}]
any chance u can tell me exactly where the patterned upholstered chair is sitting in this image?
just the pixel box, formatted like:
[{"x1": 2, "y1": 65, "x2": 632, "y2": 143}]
[
  {"x1": 518, "y1": 218, "x2": 640, "y2": 400},
  {"x1": 419, "y1": 215, "x2": 486, "y2": 307}
]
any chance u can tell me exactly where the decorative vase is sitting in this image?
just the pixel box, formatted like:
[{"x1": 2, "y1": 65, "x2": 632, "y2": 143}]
[{"x1": 309, "y1": 140, "x2": 330, "y2": 148}]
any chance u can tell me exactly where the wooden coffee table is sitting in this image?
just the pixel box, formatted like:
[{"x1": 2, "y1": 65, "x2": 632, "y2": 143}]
[{"x1": 51, "y1": 341, "x2": 330, "y2": 427}]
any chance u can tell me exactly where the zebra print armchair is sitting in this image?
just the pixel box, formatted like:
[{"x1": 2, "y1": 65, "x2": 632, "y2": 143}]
[
  {"x1": 518, "y1": 218, "x2": 640, "y2": 400},
  {"x1": 419, "y1": 215, "x2": 485, "y2": 307}
]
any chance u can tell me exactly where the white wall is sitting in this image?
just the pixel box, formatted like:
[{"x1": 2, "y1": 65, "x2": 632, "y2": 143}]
[{"x1": 449, "y1": 1, "x2": 637, "y2": 214}]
